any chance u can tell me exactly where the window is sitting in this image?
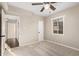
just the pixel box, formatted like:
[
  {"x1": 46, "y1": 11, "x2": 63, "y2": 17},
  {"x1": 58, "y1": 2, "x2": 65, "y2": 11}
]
[{"x1": 53, "y1": 16, "x2": 63, "y2": 34}]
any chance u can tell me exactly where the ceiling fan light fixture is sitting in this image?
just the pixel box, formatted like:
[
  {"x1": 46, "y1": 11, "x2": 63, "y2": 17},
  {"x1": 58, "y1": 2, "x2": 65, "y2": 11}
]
[{"x1": 44, "y1": 4, "x2": 50, "y2": 10}]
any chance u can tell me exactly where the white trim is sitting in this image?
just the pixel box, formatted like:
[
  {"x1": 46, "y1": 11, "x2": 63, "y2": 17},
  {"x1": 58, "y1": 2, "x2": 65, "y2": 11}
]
[
  {"x1": 19, "y1": 40, "x2": 41, "y2": 47},
  {"x1": 5, "y1": 15, "x2": 19, "y2": 20},
  {"x1": 51, "y1": 15, "x2": 65, "y2": 21},
  {"x1": 46, "y1": 40, "x2": 79, "y2": 52}
]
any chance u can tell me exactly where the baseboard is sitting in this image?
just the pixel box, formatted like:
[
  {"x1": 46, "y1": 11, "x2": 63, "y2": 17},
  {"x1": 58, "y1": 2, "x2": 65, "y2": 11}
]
[
  {"x1": 45, "y1": 40, "x2": 79, "y2": 52},
  {"x1": 19, "y1": 40, "x2": 41, "y2": 47}
]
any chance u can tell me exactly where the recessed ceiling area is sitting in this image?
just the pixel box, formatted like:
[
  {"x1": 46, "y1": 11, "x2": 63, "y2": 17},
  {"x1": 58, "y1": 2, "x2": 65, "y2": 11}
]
[{"x1": 8, "y1": 2, "x2": 79, "y2": 16}]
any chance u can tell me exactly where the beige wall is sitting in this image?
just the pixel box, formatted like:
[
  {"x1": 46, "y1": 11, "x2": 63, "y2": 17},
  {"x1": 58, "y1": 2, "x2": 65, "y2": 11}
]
[
  {"x1": 7, "y1": 22, "x2": 16, "y2": 38},
  {"x1": 7, "y1": 5, "x2": 44, "y2": 46},
  {"x1": 44, "y1": 5, "x2": 79, "y2": 49}
]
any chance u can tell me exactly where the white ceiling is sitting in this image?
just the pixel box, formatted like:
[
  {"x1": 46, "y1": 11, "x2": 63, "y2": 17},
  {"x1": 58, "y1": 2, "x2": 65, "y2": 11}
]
[{"x1": 8, "y1": 2, "x2": 79, "y2": 16}]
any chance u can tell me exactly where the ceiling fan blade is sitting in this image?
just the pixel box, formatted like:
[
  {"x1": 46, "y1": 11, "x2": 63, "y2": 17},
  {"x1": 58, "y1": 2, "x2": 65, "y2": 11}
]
[
  {"x1": 50, "y1": 2, "x2": 56, "y2": 4},
  {"x1": 32, "y1": 3, "x2": 43, "y2": 5},
  {"x1": 43, "y1": 2, "x2": 49, "y2": 4},
  {"x1": 40, "y1": 7, "x2": 44, "y2": 12},
  {"x1": 50, "y1": 5, "x2": 56, "y2": 11},
  {"x1": 32, "y1": 2, "x2": 56, "y2": 5}
]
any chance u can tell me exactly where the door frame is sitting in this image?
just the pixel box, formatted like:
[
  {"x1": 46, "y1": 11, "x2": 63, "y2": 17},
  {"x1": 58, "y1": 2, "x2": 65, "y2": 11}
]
[{"x1": 5, "y1": 14, "x2": 20, "y2": 44}]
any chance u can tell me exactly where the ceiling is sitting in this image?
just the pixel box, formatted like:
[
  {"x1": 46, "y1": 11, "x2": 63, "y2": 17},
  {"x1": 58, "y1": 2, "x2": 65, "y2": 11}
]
[{"x1": 8, "y1": 2, "x2": 79, "y2": 16}]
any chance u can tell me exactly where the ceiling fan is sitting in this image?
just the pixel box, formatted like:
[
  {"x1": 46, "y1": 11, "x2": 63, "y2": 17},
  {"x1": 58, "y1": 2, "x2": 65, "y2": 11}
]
[{"x1": 32, "y1": 2, "x2": 56, "y2": 12}]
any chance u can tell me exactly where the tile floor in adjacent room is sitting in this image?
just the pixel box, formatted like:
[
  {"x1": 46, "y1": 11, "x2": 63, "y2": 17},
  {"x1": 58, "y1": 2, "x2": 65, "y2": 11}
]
[{"x1": 4, "y1": 41, "x2": 79, "y2": 56}]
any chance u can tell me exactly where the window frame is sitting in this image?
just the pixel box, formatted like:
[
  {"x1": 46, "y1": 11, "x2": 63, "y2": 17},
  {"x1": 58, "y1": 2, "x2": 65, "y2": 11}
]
[{"x1": 51, "y1": 16, "x2": 64, "y2": 35}]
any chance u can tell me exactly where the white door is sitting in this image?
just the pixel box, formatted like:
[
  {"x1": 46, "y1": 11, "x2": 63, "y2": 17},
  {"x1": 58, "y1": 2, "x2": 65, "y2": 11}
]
[
  {"x1": 38, "y1": 20, "x2": 44, "y2": 41},
  {"x1": 1, "y1": 2, "x2": 8, "y2": 56},
  {"x1": 1, "y1": 9, "x2": 6, "y2": 56}
]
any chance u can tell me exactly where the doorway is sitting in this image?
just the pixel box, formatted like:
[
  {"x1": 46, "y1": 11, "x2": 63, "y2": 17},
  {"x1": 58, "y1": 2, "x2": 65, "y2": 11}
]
[
  {"x1": 5, "y1": 15, "x2": 19, "y2": 48},
  {"x1": 0, "y1": 7, "x2": 1, "y2": 56},
  {"x1": 5, "y1": 20, "x2": 19, "y2": 48}
]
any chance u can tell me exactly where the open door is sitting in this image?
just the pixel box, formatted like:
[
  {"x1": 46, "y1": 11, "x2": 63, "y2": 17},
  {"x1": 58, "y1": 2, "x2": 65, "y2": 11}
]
[
  {"x1": 0, "y1": 2, "x2": 8, "y2": 56},
  {"x1": 5, "y1": 15, "x2": 19, "y2": 48},
  {"x1": 1, "y1": 9, "x2": 6, "y2": 56}
]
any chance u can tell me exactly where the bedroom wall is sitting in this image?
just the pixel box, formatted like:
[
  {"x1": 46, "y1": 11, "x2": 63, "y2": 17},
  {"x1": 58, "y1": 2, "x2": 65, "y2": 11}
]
[
  {"x1": 7, "y1": 5, "x2": 44, "y2": 46},
  {"x1": 44, "y1": 5, "x2": 79, "y2": 49},
  {"x1": 7, "y1": 22, "x2": 16, "y2": 38}
]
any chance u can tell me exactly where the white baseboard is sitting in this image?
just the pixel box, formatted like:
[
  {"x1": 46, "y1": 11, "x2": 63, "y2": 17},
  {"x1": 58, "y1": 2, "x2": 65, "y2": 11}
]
[
  {"x1": 19, "y1": 40, "x2": 41, "y2": 47},
  {"x1": 45, "y1": 40, "x2": 79, "y2": 52}
]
